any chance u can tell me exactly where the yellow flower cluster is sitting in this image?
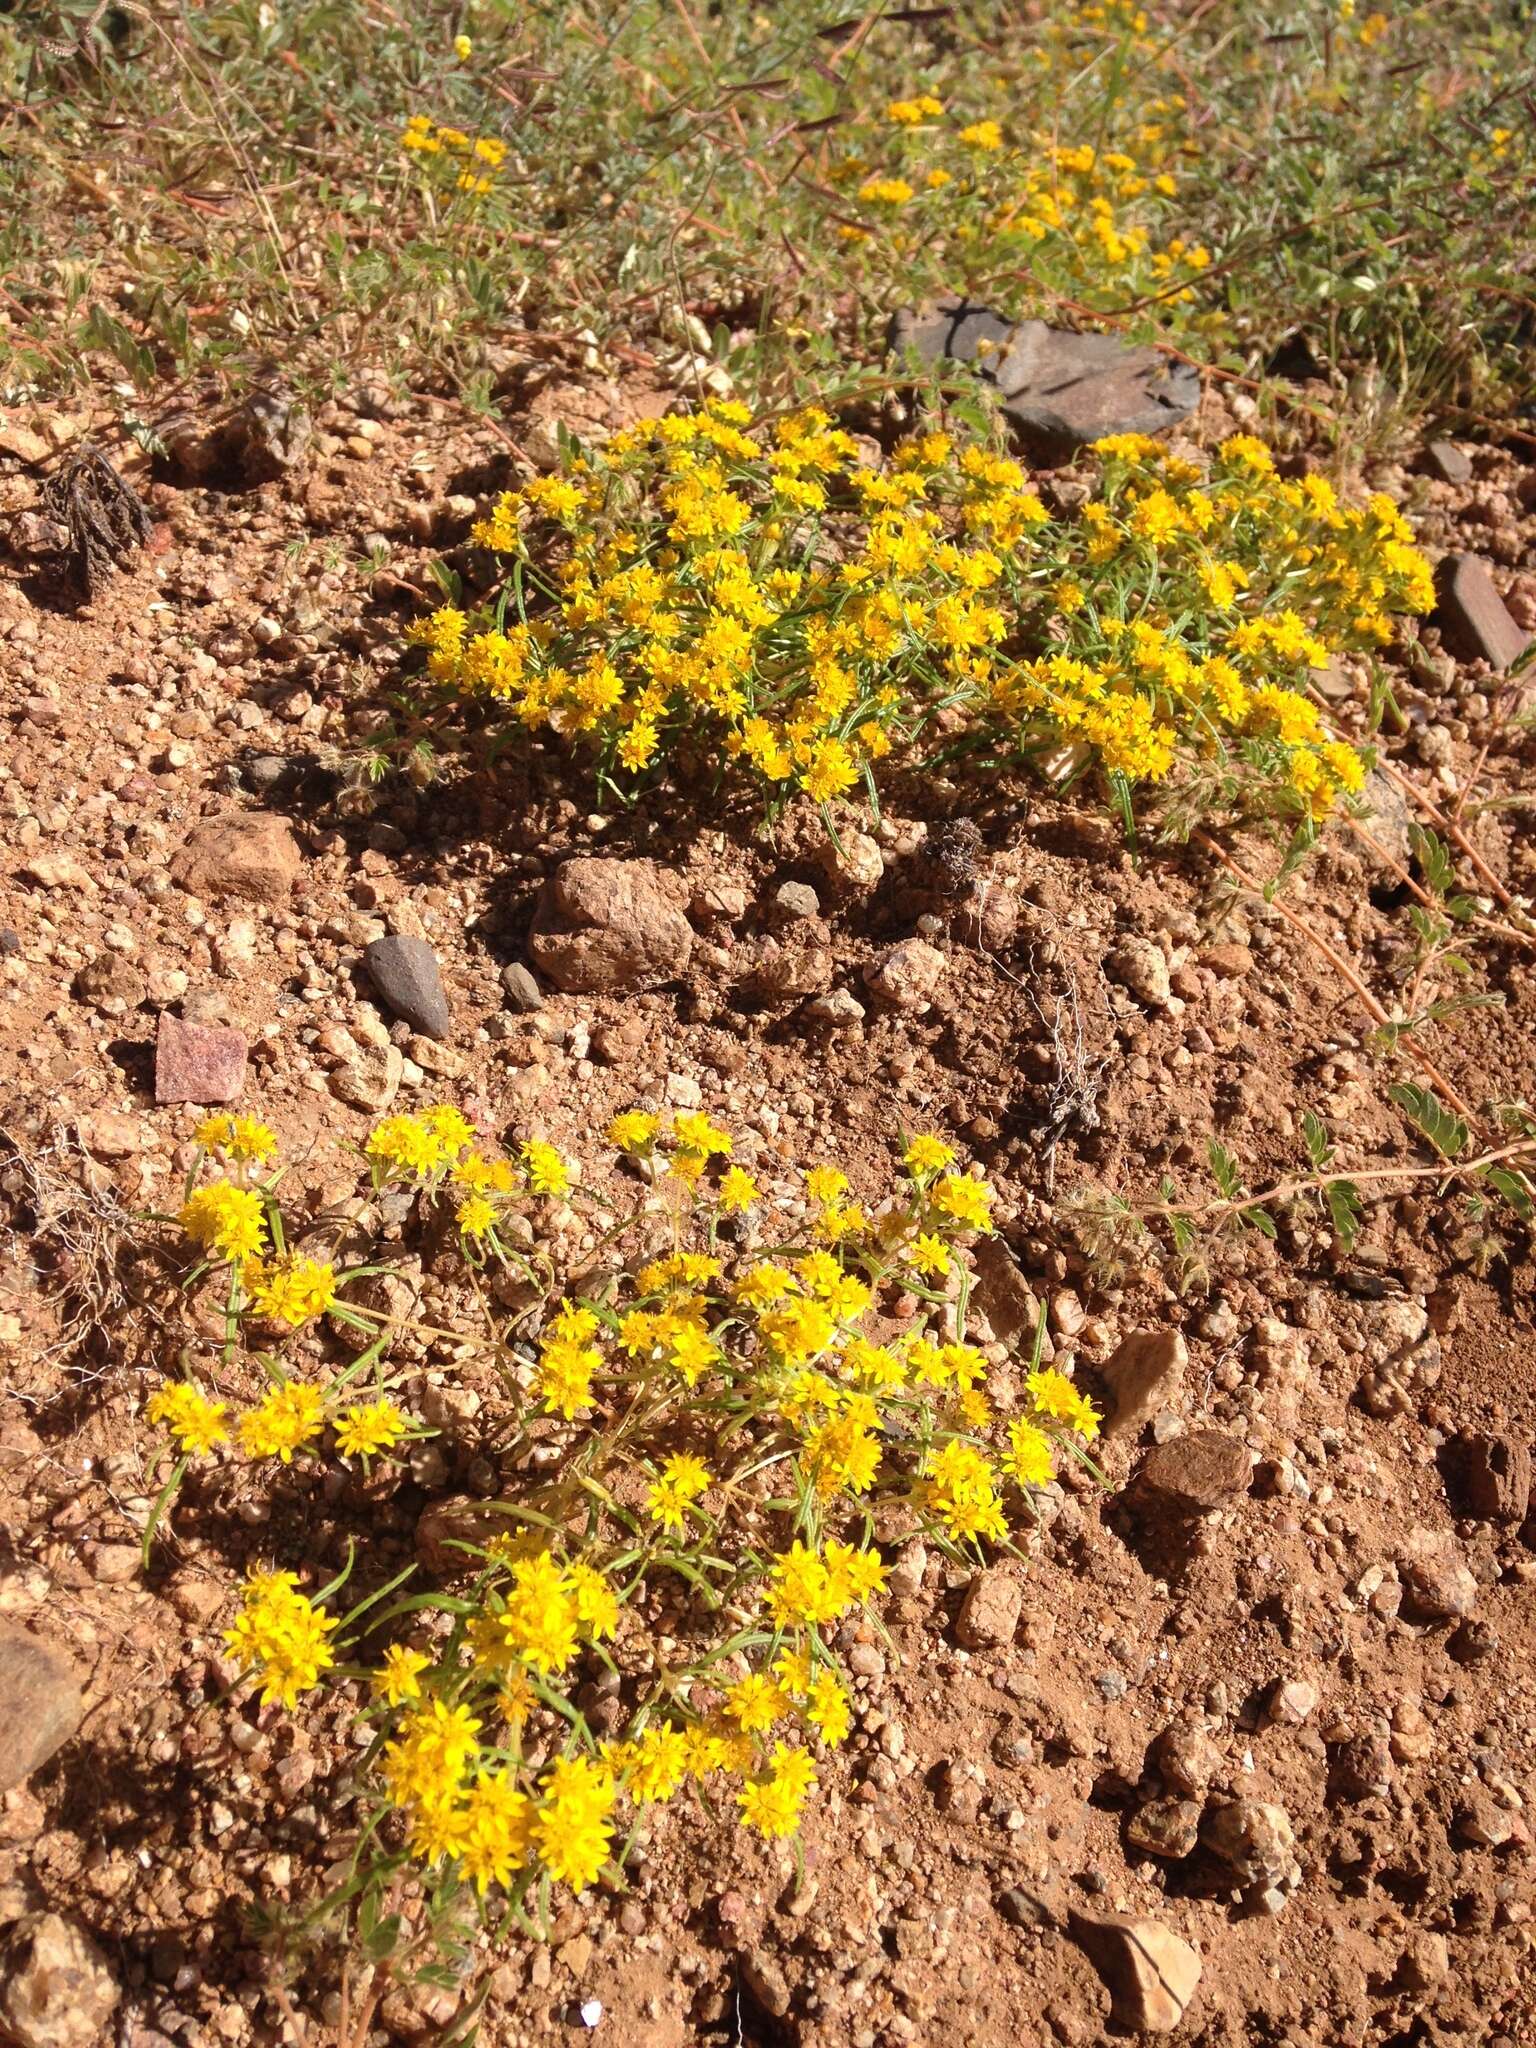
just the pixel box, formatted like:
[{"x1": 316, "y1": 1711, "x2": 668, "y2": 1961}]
[
  {"x1": 178, "y1": 1176, "x2": 340, "y2": 1330},
  {"x1": 372, "y1": 1523, "x2": 868, "y2": 1880},
  {"x1": 997, "y1": 431, "x2": 1433, "y2": 818},
  {"x1": 180, "y1": 1182, "x2": 268, "y2": 1263},
  {"x1": 145, "y1": 1381, "x2": 228, "y2": 1457},
  {"x1": 223, "y1": 1570, "x2": 337, "y2": 1710},
  {"x1": 334, "y1": 1397, "x2": 407, "y2": 1458},
  {"x1": 399, "y1": 112, "x2": 508, "y2": 195},
  {"x1": 417, "y1": 402, "x2": 1035, "y2": 809},
  {"x1": 149, "y1": 1373, "x2": 409, "y2": 1467},
  {"x1": 365, "y1": 1103, "x2": 478, "y2": 1179},
  {"x1": 238, "y1": 1380, "x2": 326, "y2": 1462},
  {"x1": 166, "y1": 1113, "x2": 1099, "y2": 1923},
  {"x1": 245, "y1": 1254, "x2": 339, "y2": 1328},
  {"x1": 645, "y1": 1450, "x2": 711, "y2": 1535},
  {"x1": 533, "y1": 1301, "x2": 606, "y2": 1419},
  {"x1": 194, "y1": 1114, "x2": 277, "y2": 1165},
  {"x1": 415, "y1": 403, "x2": 1428, "y2": 831},
  {"x1": 834, "y1": 98, "x2": 1209, "y2": 313},
  {"x1": 154, "y1": 1122, "x2": 428, "y2": 1488},
  {"x1": 364, "y1": 1104, "x2": 573, "y2": 1242},
  {"x1": 378, "y1": 1546, "x2": 626, "y2": 1887}
]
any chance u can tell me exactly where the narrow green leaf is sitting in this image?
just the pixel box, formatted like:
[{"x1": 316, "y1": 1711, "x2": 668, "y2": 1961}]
[{"x1": 1408, "y1": 823, "x2": 1456, "y2": 898}]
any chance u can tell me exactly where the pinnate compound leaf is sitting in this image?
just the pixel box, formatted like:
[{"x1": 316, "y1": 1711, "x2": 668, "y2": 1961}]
[
  {"x1": 1388, "y1": 1082, "x2": 1468, "y2": 1160},
  {"x1": 1326, "y1": 1178, "x2": 1364, "y2": 1252}
]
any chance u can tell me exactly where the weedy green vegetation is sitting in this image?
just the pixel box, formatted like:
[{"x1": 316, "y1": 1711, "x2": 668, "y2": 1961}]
[
  {"x1": 1, "y1": 1, "x2": 1532, "y2": 426},
  {"x1": 1061, "y1": 1093, "x2": 1536, "y2": 1295}
]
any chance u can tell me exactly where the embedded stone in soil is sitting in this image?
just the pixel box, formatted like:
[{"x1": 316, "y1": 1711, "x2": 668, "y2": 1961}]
[
  {"x1": 171, "y1": 810, "x2": 303, "y2": 906},
  {"x1": 955, "y1": 1565, "x2": 1023, "y2": 1649},
  {"x1": 888, "y1": 297, "x2": 1199, "y2": 459},
  {"x1": 1451, "y1": 1431, "x2": 1532, "y2": 1524},
  {"x1": 1432, "y1": 553, "x2": 1531, "y2": 671},
  {"x1": 1133, "y1": 1430, "x2": 1251, "y2": 1514},
  {"x1": 528, "y1": 856, "x2": 695, "y2": 993},
  {"x1": 1423, "y1": 439, "x2": 1473, "y2": 485},
  {"x1": 500, "y1": 960, "x2": 545, "y2": 1013},
  {"x1": 1101, "y1": 1329, "x2": 1189, "y2": 1439},
  {"x1": 154, "y1": 1010, "x2": 249, "y2": 1106},
  {"x1": 363, "y1": 933, "x2": 452, "y2": 1041},
  {"x1": 1067, "y1": 1910, "x2": 1203, "y2": 2034},
  {"x1": 0, "y1": 1627, "x2": 83, "y2": 1795},
  {"x1": 0, "y1": 1912, "x2": 119, "y2": 2048}
]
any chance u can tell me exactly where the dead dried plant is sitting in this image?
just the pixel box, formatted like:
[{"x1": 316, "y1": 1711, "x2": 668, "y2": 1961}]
[{"x1": 0, "y1": 1116, "x2": 170, "y2": 1391}]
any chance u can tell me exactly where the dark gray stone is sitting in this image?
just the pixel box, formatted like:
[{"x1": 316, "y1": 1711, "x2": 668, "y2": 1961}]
[
  {"x1": 774, "y1": 881, "x2": 821, "y2": 921},
  {"x1": 889, "y1": 297, "x2": 1200, "y2": 460},
  {"x1": 500, "y1": 960, "x2": 544, "y2": 1013},
  {"x1": 242, "y1": 752, "x2": 290, "y2": 794},
  {"x1": 364, "y1": 934, "x2": 451, "y2": 1041},
  {"x1": 1433, "y1": 554, "x2": 1531, "y2": 671},
  {"x1": 996, "y1": 1885, "x2": 1062, "y2": 1930}
]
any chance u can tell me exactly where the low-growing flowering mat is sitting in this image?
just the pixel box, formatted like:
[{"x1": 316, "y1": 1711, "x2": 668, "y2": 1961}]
[
  {"x1": 146, "y1": 1107, "x2": 1099, "y2": 1943},
  {"x1": 408, "y1": 406, "x2": 1432, "y2": 841}
]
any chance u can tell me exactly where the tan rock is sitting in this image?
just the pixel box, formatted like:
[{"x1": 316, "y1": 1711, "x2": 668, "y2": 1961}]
[
  {"x1": 862, "y1": 937, "x2": 945, "y2": 1011},
  {"x1": 955, "y1": 1566, "x2": 1022, "y2": 1650},
  {"x1": 0, "y1": 1629, "x2": 82, "y2": 1794},
  {"x1": 1135, "y1": 1430, "x2": 1250, "y2": 1513},
  {"x1": 529, "y1": 858, "x2": 693, "y2": 993},
  {"x1": 1200, "y1": 1799, "x2": 1299, "y2": 1890},
  {"x1": 173, "y1": 812, "x2": 302, "y2": 905},
  {"x1": 1069, "y1": 1911, "x2": 1202, "y2": 2033},
  {"x1": 0, "y1": 1913, "x2": 119, "y2": 2048},
  {"x1": 1101, "y1": 1329, "x2": 1188, "y2": 1439}
]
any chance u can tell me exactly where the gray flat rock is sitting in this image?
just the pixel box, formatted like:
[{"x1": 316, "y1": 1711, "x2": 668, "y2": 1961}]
[
  {"x1": 500, "y1": 960, "x2": 544, "y2": 1013},
  {"x1": 1424, "y1": 439, "x2": 1472, "y2": 485},
  {"x1": 1433, "y1": 554, "x2": 1530, "y2": 672},
  {"x1": 889, "y1": 297, "x2": 1199, "y2": 459}
]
